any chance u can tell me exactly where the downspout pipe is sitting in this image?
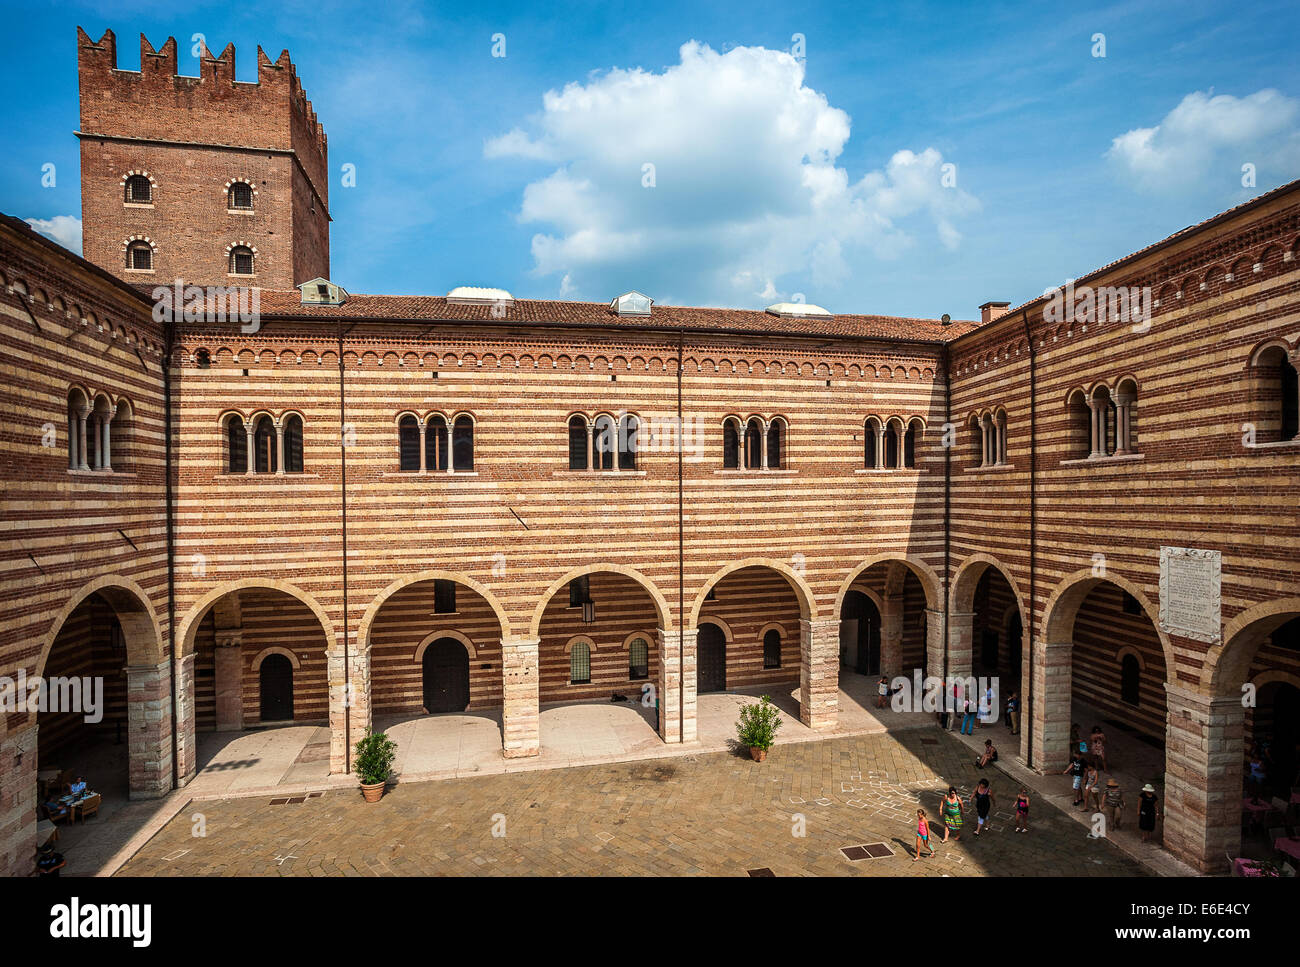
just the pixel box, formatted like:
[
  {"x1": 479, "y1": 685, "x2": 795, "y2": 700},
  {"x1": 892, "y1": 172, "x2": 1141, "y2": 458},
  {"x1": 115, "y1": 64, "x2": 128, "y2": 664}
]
[
  {"x1": 676, "y1": 328, "x2": 685, "y2": 744},
  {"x1": 942, "y1": 342, "x2": 952, "y2": 703},
  {"x1": 163, "y1": 314, "x2": 178, "y2": 789},
  {"x1": 1021, "y1": 310, "x2": 1039, "y2": 770},
  {"x1": 338, "y1": 316, "x2": 351, "y2": 772}
]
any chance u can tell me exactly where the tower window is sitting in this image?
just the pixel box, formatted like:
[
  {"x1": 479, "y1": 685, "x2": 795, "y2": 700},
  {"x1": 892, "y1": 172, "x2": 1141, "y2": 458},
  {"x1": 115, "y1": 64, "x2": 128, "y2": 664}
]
[
  {"x1": 125, "y1": 175, "x2": 152, "y2": 203},
  {"x1": 628, "y1": 637, "x2": 649, "y2": 680},
  {"x1": 127, "y1": 242, "x2": 153, "y2": 270},
  {"x1": 229, "y1": 246, "x2": 255, "y2": 275},
  {"x1": 229, "y1": 182, "x2": 254, "y2": 210}
]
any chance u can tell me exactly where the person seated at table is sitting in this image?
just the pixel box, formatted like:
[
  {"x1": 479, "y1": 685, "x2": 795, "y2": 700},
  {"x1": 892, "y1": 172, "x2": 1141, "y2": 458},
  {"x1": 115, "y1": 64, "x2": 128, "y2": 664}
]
[
  {"x1": 975, "y1": 739, "x2": 998, "y2": 769},
  {"x1": 1246, "y1": 750, "x2": 1267, "y2": 804},
  {"x1": 41, "y1": 798, "x2": 70, "y2": 823},
  {"x1": 67, "y1": 776, "x2": 87, "y2": 798}
]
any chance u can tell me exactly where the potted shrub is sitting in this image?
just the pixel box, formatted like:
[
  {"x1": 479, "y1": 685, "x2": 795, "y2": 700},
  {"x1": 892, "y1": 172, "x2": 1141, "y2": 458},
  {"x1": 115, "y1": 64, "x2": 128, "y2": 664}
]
[
  {"x1": 736, "y1": 695, "x2": 782, "y2": 761},
  {"x1": 354, "y1": 729, "x2": 397, "y2": 802}
]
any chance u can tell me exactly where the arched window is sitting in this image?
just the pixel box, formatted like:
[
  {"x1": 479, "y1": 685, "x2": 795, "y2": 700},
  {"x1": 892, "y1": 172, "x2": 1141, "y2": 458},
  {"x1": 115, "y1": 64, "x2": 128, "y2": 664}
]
[
  {"x1": 228, "y1": 182, "x2": 254, "y2": 211},
  {"x1": 568, "y1": 415, "x2": 589, "y2": 470},
  {"x1": 229, "y1": 246, "x2": 255, "y2": 276},
  {"x1": 87, "y1": 396, "x2": 114, "y2": 471},
  {"x1": 766, "y1": 419, "x2": 784, "y2": 469},
  {"x1": 398, "y1": 415, "x2": 420, "y2": 471},
  {"x1": 452, "y1": 415, "x2": 474, "y2": 471},
  {"x1": 568, "y1": 575, "x2": 591, "y2": 608},
  {"x1": 1066, "y1": 390, "x2": 1091, "y2": 459},
  {"x1": 425, "y1": 415, "x2": 448, "y2": 471},
  {"x1": 1251, "y1": 346, "x2": 1299, "y2": 444},
  {"x1": 126, "y1": 241, "x2": 152, "y2": 270},
  {"x1": 903, "y1": 419, "x2": 920, "y2": 468},
  {"x1": 618, "y1": 414, "x2": 638, "y2": 470},
  {"x1": 744, "y1": 418, "x2": 763, "y2": 469},
  {"x1": 885, "y1": 421, "x2": 901, "y2": 469},
  {"x1": 66, "y1": 389, "x2": 88, "y2": 471},
  {"x1": 723, "y1": 418, "x2": 740, "y2": 468},
  {"x1": 593, "y1": 415, "x2": 615, "y2": 471},
  {"x1": 995, "y1": 411, "x2": 1008, "y2": 464},
  {"x1": 864, "y1": 418, "x2": 880, "y2": 469},
  {"x1": 570, "y1": 641, "x2": 591, "y2": 685},
  {"x1": 763, "y1": 629, "x2": 781, "y2": 669},
  {"x1": 124, "y1": 175, "x2": 151, "y2": 203},
  {"x1": 283, "y1": 414, "x2": 304, "y2": 473},
  {"x1": 226, "y1": 415, "x2": 248, "y2": 473},
  {"x1": 253, "y1": 415, "x2": 277, "y2": 473},
  {"x1": 628, "y1": 637, "x2": 649, "y2": 680},
  {"x1": 1120, "y1": 654, "x2": 1141, "y2": 706}
]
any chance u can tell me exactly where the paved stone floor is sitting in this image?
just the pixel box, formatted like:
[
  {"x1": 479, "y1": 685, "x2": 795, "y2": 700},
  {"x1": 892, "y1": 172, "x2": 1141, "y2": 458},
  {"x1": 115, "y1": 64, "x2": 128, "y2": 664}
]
[{"x1": 116, "y1": 729, "x2": 1147, "y2": 877}]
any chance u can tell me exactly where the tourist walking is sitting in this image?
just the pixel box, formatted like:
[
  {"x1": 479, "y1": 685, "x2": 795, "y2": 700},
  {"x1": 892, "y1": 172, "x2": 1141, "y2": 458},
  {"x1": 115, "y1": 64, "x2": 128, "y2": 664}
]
[
  {"x1": 1104, "y1": 778, "x2": 1125, "y2": 830},
  {"x1": 940, "y1": 786, "x2": 965, "y2": 841},
  {"x1": 877, "y1": 676, "x2": 890, "y2": 709},
  {"x1": 1006, "y1": 691, "x2": 1019, "y2": 733},
  {"x1": 1082, "y1": 763, "x2": 1102, "y2": 812},
  {"x1": 1014, "y1": 788, "x2": 1030, "y2": 832},
  {"x1": 960, "y1": 695, "x2": 976, "y2": 735},
  {"x1": 914, "y1": 808, "x2": 935, "y2": 860},
  {"x1": 1090, "y1": 725, "x2": 1108, "y2": 772},
  {"x1": 1062, "y1": 750, "x2": 1087, "y2": 806},
  {"x1": 972, "y1": 779, "x2": 995, "y2": 836},
  {"x1": 1138, "y1": 783, "x2": 1160, "y2": 843}
]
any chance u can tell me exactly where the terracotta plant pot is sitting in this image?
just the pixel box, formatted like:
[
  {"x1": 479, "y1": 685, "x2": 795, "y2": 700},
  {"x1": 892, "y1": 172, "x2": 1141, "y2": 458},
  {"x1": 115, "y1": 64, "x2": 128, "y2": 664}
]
[
  {"x1": 360, "y1": 780, "x2": 386, "y2": 803},
  {"x1": 750, "y1": 747, "x2": 767, "y2": 762}
]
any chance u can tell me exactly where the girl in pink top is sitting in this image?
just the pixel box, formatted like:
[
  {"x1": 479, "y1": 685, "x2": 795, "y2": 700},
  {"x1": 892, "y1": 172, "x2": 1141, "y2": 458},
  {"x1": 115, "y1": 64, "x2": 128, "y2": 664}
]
[{"x1": 914, "y1": 808, "x2": 935, "y2": 860}]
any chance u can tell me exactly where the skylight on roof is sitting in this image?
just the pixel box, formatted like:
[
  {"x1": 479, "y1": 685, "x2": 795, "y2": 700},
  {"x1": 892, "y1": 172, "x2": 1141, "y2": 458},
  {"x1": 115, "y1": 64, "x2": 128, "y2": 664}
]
[
  {"x1": 765, "y1": 301, "x2": 831, "y2": 319},
  {"x1": 447, "y1": 286, "x2": 514, "y2": 306},
  {"x1": 610, "y1": 291, "x2": 653, "y2": 316}
]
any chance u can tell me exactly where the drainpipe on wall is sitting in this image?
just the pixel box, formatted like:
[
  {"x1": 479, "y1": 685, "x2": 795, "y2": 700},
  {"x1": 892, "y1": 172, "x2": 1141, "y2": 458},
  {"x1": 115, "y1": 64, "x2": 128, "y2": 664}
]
[
  {"x1": 163, "y1": 313, "x2": 179, "y2": 789},
  {"x1": 676, "y1": 327, "x2": 685, "y2": 744},
  {"x1": 1021, "y1": 310, "x2": 1039, "y2": 770},
  {"x1": 942, "y1": 343, "x2": 951, "y2": 695},
  {"x1": 337, "y1": 315, "x2": 351, "y2": 772}
]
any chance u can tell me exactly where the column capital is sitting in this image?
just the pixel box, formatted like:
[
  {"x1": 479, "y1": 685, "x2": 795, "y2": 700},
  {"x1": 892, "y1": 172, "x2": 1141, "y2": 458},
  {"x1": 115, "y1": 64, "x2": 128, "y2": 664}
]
[
  {"x1": 1164, "y1": 680, "x2": 1243, "y2": 711},
  {"x1": 799, "y1": 616, "x2": 841, "y2": 633},
  {"x1": 501, "y1": 635, "x2": 541, "y2": 648},
  {"x1": 658, "y1": 627, "x2": 696, "y2": 642}
]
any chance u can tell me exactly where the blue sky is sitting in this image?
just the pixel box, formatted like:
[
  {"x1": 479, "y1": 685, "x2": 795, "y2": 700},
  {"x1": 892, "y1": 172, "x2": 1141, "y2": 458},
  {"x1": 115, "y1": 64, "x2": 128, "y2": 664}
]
[{"x1": 4, "y1": 0, "x2": 1298, "y2": 318}]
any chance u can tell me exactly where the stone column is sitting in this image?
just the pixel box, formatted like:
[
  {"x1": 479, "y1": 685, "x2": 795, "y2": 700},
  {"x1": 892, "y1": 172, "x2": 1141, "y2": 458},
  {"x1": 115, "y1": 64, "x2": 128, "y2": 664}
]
[
  {"x1": 213, "y1": 635, "x2": 244, "y2": 731},
  {"x1": 101, "y1": 404, "x2": 114, "y2": 471},
  {"x1": 173, "y1": 652, "x2": 197, "y2": 786},
  {"x1": 995, "y1": 416, "x2": 1006, "y2": 464},
  {"x1": 125, "y1": 660, "x2": 175, "y2": 800},
  {"x1": 924, "y1": 608, "x2": 946, "y2": 681},
  {"x1": 0, "y1": 723, "x2": 37, "y2": 877},
  {"x1": 417, "y1": 421, "x2": 427, "y2": 472},
  {"x1": 328, "y1": 637, "x2": 370, "y2": 774},
  {"x1": 244, "y1": 424, "x2": 255, "y2": 475},
  {"x1": 274, "y1": 419, "x2": 285, "y2": 475},
  {"x1": 799, "y1": 618, "x2": 840, "y2": 731},
  {"x1": 656, "y1": 628, "x2": 697, "y2": 744},
  {"x1": 879, "y1": 595, "x2": 904, "y2": 680},
  {"x1": 1163, "y1": 682, "x2": 1246, "y2": 873},
  {"x1": 501, "y1": 635, "x2": 540, "y2": 758},
  {"x1": 1088, "y1": 400, "x2": 1103, "y2": 458},
  {"x1": 874, "y1": 426, "x2": 885, "y2": 469},
  {"x1": 760, "y1": 420, "x2": 769, "y2": 469},
  {"x1": 586, "y1": 422, "x2": 594, "y2": 472},
  {"x1": 77, "y1": 408, "x2": 90, "y2": 470},
  {"x1": 946, "y1": 609, "x2": 975, "y2": 682},
  {"x1": 1029, "y1": 639, "x2": 1072, "y2": 774},
  {"x1": 1114, "y1": 393, "x2": 1134, "y2": 455}
]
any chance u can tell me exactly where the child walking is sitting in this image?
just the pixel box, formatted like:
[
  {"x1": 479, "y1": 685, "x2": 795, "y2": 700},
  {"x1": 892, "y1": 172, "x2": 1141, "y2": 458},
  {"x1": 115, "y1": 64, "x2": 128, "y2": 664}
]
[
  {"x1": 1014, "y1": 788, "x2": 1031, "y2": 832},
  {"x1": 914, "y1": 808, "x2": 935, "y2": 860},
  {"x1": 972, "y1": 778, "x2": 995, "y2": 836}
]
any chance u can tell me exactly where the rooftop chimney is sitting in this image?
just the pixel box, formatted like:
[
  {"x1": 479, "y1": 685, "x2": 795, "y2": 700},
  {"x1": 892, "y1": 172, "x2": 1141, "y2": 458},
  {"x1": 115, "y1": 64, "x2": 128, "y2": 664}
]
[{"x1": 979, "y1": 301, "x2": 1011, "y2": 325}]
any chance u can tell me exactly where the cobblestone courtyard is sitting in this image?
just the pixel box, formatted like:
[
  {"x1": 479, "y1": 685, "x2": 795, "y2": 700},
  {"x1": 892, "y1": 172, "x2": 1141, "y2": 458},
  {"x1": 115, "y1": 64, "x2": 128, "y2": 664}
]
[{"x1": 117, "y1": 730, "x2": 1148, "y2": 877}]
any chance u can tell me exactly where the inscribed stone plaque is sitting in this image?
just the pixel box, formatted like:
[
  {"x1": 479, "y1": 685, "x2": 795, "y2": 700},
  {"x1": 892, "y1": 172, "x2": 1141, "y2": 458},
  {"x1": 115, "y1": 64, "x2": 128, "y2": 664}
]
[{"x1": 1158, "y1": 546, "x2": 1221, "y2": 643}]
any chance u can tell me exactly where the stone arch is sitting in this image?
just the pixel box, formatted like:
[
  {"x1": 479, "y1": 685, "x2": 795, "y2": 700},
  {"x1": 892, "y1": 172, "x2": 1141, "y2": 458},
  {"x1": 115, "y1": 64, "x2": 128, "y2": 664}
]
[
  {"x1": 529, "y1": 564, "x2": 671, "y2": 637},
  {"x1": 1040, "y1": 568, "x2": 1174, "y2": 671},
  {"x1": 949, "y1": 552, "x2": 1027, "y2": 619},
  {"x1": 620, "y1": 630, "x2": 656, "y2": 651},
  {"x1": 251, "y1": 645, "x2": 301, "y2": 671},
  {"x1": 756, "y1": 621, "x2": 788, "y2": 643},
  {"x1": 1250, "y1": 668, "x2": 1300, "y2": 692},
  {"x1": 34, "y1": 574, "x2": 163, "y2": 680},
  {"x1": 689, "y1": 559, "x2": 816, "y2": 627},
  {"x1": 835, "y1": 553, "x2": 942, "y2": 615},
  {"x1": 696, "y1": 615, "x2": 735, "y2": 642},
  {"x1": 1115, "y1": 645, "x2": 1146, "y2": 671},
  {"x1": 178, "y1": 579, "x2": 337, "y2": 658},
  {"x1": 360, "y1": 570, "x2": 512, "y2": 648},
  {"x1": 1205, "y1": 597, "x2": 1300, "y2": 697},
  {"x1": 562, "y1": 635, "x2": 597, "y2": 655},
  {"x1": 414, "y1": 629, "x2": 478, "y2": 662}
]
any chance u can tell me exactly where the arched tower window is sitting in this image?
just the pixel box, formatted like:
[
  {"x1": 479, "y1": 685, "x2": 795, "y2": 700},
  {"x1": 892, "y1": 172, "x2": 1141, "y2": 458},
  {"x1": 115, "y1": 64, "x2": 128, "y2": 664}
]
[
  {"x1": 864, "y1": 418, "x2": 880, "y2": 469},
  {"x1": 452, "y1": 415, "x2": 474, "y2": 471},
  {"x1": 744, "y1": 418, "x2": 763, "y2": 469},
  {"x1": 126, "y1": 241, "x2": 153, "y2": 270},
  {"x1": 398, "y1": 415, "x2": 420, "y2": 471},
  {"x1": 124, "y1": 175, "x2": 151, "y2": 203},
  {"x1": 763, "y1": 629, "x2": 781, "y2": 669},
  {"x1": 618, "y1": 414, "x2": 639, "y2": 470},
  {"x1": 568, "y1": 415, "x2": 589, "y2": 470},
  {"x1": 228, "y1": 182, "x2": 254, "y2": 211},
  {"x1": 628, "y1": 637, "x2": 649, "y2": 680},
  {"x1": 426, "y1": 415, "x2": 448, "y2": 471},
  {"x1": 1252, "y1": 346, "x2": 1299, "y2": 444},
  {"x1": 226, "y1": 415, "x2": 248, "y2": 474},
  {"x1": 253, "y1": 415, "x2": 277, "y2": 473},
  {"x1": 229, "y1": 246, "x2": 255, "y2": 276},
  {"x1": 723, "y1": 418, "x2": 740, "y2": 469},
  {"x1": 903, "y1": 419, "x2": 921, "y2": 468},
  {"x1": 283, "y1": 414, "x2": 304, "y2": 473},
  {"x1": 766, "y1": 419, "x2": 784, "y2": 470},
  {"x1": 593, "y1": 415, "x2": 615, "y2": 471},
  {"x1": 570, "y1": 641, "x2": 592, "y2": 685}
]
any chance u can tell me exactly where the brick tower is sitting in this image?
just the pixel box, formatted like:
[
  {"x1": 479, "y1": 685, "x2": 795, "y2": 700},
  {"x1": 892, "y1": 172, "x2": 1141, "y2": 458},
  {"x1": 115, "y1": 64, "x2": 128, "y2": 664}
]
[{"x1": 77, "y1": 28, "x2": 330, "y2": 290}]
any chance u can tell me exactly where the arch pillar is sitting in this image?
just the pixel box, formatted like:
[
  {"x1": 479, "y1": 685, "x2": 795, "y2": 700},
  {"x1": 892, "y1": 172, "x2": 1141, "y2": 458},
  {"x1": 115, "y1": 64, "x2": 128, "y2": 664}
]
[
  {"x1": 174, "y1": 651, "x2": 198, "y2": 785},
  {"x1": 924, "y1": 608, "x2": 946, "y2": 680},
  {"x1": 945, "y1": 609, "x2": 976, "y2": 681},
  {"x1": 1030, "y1": 639, "x2": 1073, "y2": 773},
  {"x1": 213, "y1": 631, "x2": 244, "y2": 732},
  {"x1": 125, "y1": 659, "x2": 175, "y2": 800},
  {"x1": 502, "y1": 635, "x2": 539, "y2": 758},
  {"x1": 880, "y1": 595, "x2": 903, "y2": 679},
  {"x1": 657, "y1": 627, "x2": 697, "y2": 744},
  {"x1": 799, "y1": 618, "x2": 839, "y2": 731},
  {"x1": 329, "y1": 636, "x2": 370, "y2": 773},
  {"x1": 1163, "y1": 681, "x2": 1245, "y2": 873}
]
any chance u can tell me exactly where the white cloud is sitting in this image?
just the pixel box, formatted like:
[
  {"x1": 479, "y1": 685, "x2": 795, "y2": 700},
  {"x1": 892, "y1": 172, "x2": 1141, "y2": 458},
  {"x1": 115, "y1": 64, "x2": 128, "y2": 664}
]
[
  {"x1": 1107, "y1": 89, "x2": 1300, "y2": 191},
  {"x1": 486, "y1": 41, "x2": 977, "y2": 306},
  {"x1": 25, "y1": 215, "x2": 82, "y2": 255}
]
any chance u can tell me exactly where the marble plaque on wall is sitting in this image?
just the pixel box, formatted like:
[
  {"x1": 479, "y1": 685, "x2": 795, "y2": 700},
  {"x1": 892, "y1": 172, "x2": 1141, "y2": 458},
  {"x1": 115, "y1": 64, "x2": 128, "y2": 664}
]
[{"x1": 1159, "y1": 546, "x2": 1222, "y2": 643}]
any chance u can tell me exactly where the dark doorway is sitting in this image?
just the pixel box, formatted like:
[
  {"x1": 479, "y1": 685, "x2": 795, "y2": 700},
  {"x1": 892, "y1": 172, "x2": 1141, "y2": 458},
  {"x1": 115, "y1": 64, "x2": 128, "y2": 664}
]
[
  {"x1": 1007, "y1": 612, "x2": 1023, "y2": 689},
  {"x1": 980, "y1": 630, "x2": 999, "y2": 674},
  {"x1": 422, "y1": 638, "x2": 470, "y2": 713},
  {"x1": 841, "y1": 590, "x2": 881, "y2": 675},
  {"x1": 259, "y1": 654, "x2": 294, "y2": 722},
  {"x1": 1262, "y1": 683, "x2": 1300, "y2": 795},
  {"x1": 697, "y1": 623, "x2": 727, "y2": 693}
]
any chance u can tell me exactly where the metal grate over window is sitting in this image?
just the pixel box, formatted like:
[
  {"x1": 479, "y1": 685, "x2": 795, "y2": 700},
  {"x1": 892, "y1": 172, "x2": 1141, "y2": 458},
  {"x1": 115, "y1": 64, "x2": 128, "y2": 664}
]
[
  {"x1": 629, "y1": 637, "x2": 649, "y2": 680},
  {"x1": 125, "y1": 175, "x2": 151, "y2": 203},
  {"x1": 230, "y1": 247, "x2": 254, "y2": 275},
  {"x1": 570, "y1": 641, "x2": 591, "y2": 685},
  {"x1": 128, "y1": 243, "x2": 152, "y2": 270},
  {"x1": 229, "y1": 182, "x2": 253, "y2": 210}
]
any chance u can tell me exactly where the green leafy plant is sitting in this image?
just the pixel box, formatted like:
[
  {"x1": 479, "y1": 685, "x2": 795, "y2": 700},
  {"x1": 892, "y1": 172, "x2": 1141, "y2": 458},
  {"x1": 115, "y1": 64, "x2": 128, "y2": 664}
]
[
  {"x1": 736, "y1": 695, "x2": 782, "y2": 752},
  {"x1": 354, "y1": 729, "x2": 397, "y2": 786}
]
